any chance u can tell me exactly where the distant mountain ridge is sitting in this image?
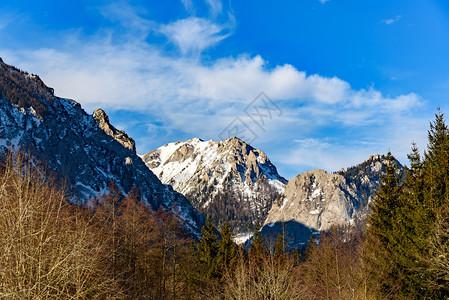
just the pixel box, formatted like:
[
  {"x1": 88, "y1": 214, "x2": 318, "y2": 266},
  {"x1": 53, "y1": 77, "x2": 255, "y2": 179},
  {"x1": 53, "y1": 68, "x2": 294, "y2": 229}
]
[
  {"x1": 0, "y1": 58, "x2": 203, "y2": 235},
  {"x1": 141, "y1": 137, "x2": 287, "y2": 234}
]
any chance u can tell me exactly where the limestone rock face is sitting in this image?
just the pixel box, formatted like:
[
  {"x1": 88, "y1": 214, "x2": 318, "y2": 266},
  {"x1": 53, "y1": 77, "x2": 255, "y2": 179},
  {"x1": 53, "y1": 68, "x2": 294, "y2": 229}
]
[
  {"x1": 141, "y1": 137, "x2": 287, "y2": 235},
  {"x1": 262, "y1": 154, "x2": 404, "y2": 246},
  {"x1": 264, "y1": 169, "x2": 357, "y2": 231},
  {"x1": 0, "y1": 58, "x2": 203, "y2": 235}
]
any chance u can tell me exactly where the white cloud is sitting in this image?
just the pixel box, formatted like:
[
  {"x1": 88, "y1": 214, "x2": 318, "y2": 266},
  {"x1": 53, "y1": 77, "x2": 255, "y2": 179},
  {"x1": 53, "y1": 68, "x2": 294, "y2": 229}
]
[
  {"x1": 382, "y1": 15, "x2": 402, "y2": 25},
  {"x1": 318, "y1": 0, "x2": 330, "y2": 4},
  {"x1": 1, "y1": 35, "x2": 422, "y2": 147},
  {"x1": 282, "y1": 138, "x2": 371, "y2": 172},
  {"x1": 160, "y1": 17, "x2": 230, "y2": 55},
  {"x1": 280, "y1": 112, "x2": 428, "y2": 173},
  {"x1": 180, "y1": 0, "x2": 224, "y2": 17}
]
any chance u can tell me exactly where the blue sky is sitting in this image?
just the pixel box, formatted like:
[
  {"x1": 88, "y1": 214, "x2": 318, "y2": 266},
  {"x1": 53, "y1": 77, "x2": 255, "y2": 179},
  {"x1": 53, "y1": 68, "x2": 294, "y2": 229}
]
[{"x1": 1, "y1": 0, "x2": 449, "y2": 179}]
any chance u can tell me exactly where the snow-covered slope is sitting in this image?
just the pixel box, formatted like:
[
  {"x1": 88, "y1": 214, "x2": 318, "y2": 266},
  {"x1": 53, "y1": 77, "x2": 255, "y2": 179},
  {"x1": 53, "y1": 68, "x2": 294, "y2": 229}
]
[
  {"x1": 0, "y1": 58, "x2": 203, "y2": 235},
  {"x1": 262, "y1": 154, "x2": 404, "y2": 246},
  {"x1": 141, "y1": 137, "x2": 287, "y2": 235}
]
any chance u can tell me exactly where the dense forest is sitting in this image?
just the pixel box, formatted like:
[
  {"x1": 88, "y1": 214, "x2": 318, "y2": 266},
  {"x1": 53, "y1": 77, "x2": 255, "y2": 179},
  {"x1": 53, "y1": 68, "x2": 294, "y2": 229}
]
[{"x1": 1, "y1": 110, "x2": 449, "y2": 299}]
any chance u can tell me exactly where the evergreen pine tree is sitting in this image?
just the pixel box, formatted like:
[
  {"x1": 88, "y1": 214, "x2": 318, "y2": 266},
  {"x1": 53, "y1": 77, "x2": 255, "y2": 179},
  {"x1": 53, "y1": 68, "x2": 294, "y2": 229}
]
[
  {"x1": 365, "y1": 112, "x2": 449, "y2": 298},
  {"x1": 420, "y1": 110, "x2": 449, "y2": 297},
  {"x1": 197, "y1": 217, "x2": 219, "y2": 279},
  {"x1": 424, "y1": 108, "x2": 449, "y2": 209},
  {"x1": 365, "y1": 152, "x2": 405, "y2": 297},
  {"x1": 217, "y1": 221, "x2": 237, "y2": 274},
  {"x1": 406, "y1": 143, "x2": 424, "y2": 196},
  {"x1": 391, "y1": 144, "x2": 433, "y2": 297},
  {"x1": 368, "y1": 152, "x2": 403, "y2": 245}
]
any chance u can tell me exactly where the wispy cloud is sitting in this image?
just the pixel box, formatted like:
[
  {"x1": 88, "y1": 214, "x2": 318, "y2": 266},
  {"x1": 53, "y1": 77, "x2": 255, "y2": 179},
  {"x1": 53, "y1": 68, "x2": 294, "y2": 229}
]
[
  {"x1": 382, "y1": 15, "x2": 402, "y2": 25},
  {"x1": 282, "y1": 138, "x2": 372, "y2": 172},
  {"x1": 0, "y1": 18, "x2": 8, "y2": 31},
  {"x1": 160, "y1": 17, "x2": 230, "y2": 55},
  {"x1": 205, "y1": 0, "x2": 223, "y2": 17},
  {"x1": 99, "y1": 2, "x2": 154, "y2": 36},
  {"x1": 0, "y1": 11, "x2": 24, "y2": 32},
  {"x1": 181, "y1": 0, "x2": 194, "y2": 12},
  {"x1": 318, "y1": 0, "x2": 330, "y2": 4}
]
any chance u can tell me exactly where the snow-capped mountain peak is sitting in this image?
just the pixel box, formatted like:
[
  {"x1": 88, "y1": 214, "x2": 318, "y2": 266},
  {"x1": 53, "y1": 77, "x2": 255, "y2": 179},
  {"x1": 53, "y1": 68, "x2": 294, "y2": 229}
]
[{"x1": 141, "y1": 137, "x2": 287, "y2": 234}]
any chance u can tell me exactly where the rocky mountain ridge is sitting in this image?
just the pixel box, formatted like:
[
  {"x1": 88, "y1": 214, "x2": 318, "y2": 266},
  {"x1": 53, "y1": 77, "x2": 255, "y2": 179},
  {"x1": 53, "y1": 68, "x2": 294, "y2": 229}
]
[{"x1": 0, "y1": 59, "x2": 203, "y2": 235}]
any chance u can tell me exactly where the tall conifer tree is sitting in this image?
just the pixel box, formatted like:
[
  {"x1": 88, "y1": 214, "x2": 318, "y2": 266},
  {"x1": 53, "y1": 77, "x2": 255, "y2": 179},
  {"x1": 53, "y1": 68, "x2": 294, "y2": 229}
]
[
  {"x1": 368, "y1": 152, "x2": 403, "y2": 245},
  {"x1": 365, "y1": 152, "x2": 405, "y2": 297},
  {"x1": 424, "y1": 109, "x2": 449, "y2": 209},
  {"x1": 366, "y1": 111, "x2": 449, "y2": 298},
  {"x1": 197, "y1": 217, "x2": 220, "y2": 279},
  {"x1": 217, "y1": 222, "x2": 237, "y2": 274},
  {"x1": 420, "y1": 110, "x2": 449, "y2": 297}
]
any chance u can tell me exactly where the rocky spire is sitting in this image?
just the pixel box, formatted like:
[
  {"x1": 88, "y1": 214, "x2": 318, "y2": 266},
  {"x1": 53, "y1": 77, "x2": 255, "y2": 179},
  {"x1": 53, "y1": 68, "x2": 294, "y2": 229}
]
[{"x1": 93, "y1": 109, "x2": 136, "y2": 153}]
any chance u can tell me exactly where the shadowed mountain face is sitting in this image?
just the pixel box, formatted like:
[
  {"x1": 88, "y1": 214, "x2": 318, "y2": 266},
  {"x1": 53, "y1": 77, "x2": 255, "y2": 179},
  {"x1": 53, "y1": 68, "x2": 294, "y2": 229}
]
[
  {"x1": 141, "y1": 137, "x2": 287, "y2": 234},
  {"x1": 0, "y1": 59, "x2": 203, "y2": 235},
  {"x1": 261, "y1": 220, "x2": 315, "y2": 249}
]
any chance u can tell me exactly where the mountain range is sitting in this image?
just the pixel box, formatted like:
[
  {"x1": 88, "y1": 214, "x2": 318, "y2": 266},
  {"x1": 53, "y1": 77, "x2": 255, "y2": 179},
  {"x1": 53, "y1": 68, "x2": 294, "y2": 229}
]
[
  {"x1": 0, "y1": 58, "x2": 402, "y2": 245},
  {"x1": 143, "y1": 138, "x2": 401, "y2": 245}
]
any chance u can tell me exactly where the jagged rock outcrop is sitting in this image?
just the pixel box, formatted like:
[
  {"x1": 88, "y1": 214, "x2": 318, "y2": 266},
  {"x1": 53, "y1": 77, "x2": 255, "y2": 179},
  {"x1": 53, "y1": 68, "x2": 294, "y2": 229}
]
[
  {"x1": 93, "y1": 109, "x2": 136, "y2": 152},
  {"x1": 141, "y1": 137, "x2": 287, "y2": 235},
  {"x1": 262, "y1": 154, "x2": 404, "y2": 246},
  {"x1": 0, "y1": 58, "x2": 203, "y2": 235}
]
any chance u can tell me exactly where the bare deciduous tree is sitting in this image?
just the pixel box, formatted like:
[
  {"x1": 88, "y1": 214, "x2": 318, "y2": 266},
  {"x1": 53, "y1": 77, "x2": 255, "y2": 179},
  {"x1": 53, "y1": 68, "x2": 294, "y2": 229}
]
[{"x1": 0, "y1": 150, "x2": 119, "y2": 299}]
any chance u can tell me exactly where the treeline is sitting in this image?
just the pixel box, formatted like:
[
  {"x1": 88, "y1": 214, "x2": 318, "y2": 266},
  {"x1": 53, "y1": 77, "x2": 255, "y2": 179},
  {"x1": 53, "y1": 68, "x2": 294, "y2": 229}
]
[
  {"x1": 197, "y1": 219, "x2": 382, "y2": 299},
  {"x1": 0, "y1": 148, "x2": 368, "y2": 299},
  {"x1": 363, "y1": 110, "x2": 449, "y2": 298}
]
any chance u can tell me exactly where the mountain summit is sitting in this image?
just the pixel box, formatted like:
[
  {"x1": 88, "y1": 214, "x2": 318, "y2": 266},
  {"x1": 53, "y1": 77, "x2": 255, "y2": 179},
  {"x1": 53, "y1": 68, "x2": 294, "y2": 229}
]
[{"x1": 141, "y1": 137, "x2": 287, "y2": 235}]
